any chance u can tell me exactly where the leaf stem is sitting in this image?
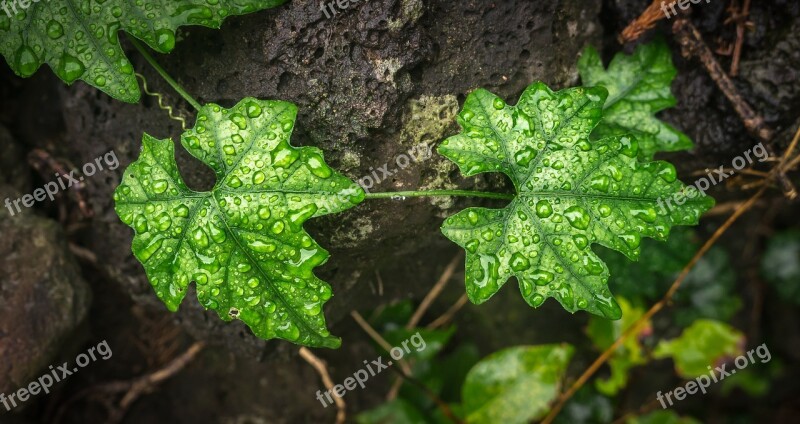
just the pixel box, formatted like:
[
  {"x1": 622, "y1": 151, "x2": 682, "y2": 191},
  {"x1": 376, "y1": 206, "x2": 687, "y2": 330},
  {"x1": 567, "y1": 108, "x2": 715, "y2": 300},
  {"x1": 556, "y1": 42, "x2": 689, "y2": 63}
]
[
  {"x1": 363, "y1": 190, "x2": 514, "y2": 201},
  {"x1": 129, "y1": 37, "x2": 202, "y2": 111}
]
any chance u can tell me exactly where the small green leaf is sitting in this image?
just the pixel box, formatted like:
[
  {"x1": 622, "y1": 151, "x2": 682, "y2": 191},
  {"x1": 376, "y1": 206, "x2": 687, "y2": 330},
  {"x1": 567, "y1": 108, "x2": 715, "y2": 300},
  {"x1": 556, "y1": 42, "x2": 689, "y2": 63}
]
[
  {"x1": 114, "y1": 98, "x2": 364, "y2": 348},
  {"x1": 438, "y1": 82, "x2": 713, "y2": 320},
  {"x1": 762, "y1": 230, "x2": 800, "y2": 304},
  {"x1": 0, "y1": 0, "x2": 286, "y2": 102},
  {"x1": 461, "y1": 344, "x2": 573, "y2": 424},
  {"x1": 654, "y1": 319, "x2": 744, "y2": 379},
  {"x1": 579, "y1": 40, "x2": 693, "y2": 161},
  {"x1": 586, "y1": 298, "x2": 649, "y2": 396}
]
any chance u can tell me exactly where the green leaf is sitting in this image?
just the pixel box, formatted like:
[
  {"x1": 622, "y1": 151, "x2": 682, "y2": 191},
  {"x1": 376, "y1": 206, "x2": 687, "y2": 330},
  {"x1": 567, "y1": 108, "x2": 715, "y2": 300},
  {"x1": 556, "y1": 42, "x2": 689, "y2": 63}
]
[
  {"x1": 438, "y1": 82, "x2": 714, "y2": 320},
  {"x1": 461, "y1": 344, "x2": 573, "y2": 424},
  {"x1": 585, "y1": 298, "x2": 649, "y2": 396},
  {"x1": 762, "y1": 230, "x2": 800, "y2": 304},
  {"x1": 654, "y1": 319, "x2": 744, "y2": 379},
  {"x1": 113, "y1": 98, "x2": 364, "y2": 348},
  {"x1": 578, "y1": 40, "x2": 692, "y2": 161},
  {"x1": 0, "y1": 0, "x2": 286, "y2": 102}
]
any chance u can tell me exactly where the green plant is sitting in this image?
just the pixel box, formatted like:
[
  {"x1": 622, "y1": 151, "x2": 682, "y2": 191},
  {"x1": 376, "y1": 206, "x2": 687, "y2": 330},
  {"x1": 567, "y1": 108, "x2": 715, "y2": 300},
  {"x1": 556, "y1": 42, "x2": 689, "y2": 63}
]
[
  {"x1": 114, "y1": 98, "x2": 363, "y2": 348},
  {"x1": 578, "y1": 39, "x2": 693, "y2": 161},
  {"x1": 0, "y1": 0, "x2": 286, "y2": 102},
  {"x1": 437, "y1": 83, "x2": 713, "y2": 320},
  {"x1": 2, "y1": 0, "x2": 717, "y2": 355}
]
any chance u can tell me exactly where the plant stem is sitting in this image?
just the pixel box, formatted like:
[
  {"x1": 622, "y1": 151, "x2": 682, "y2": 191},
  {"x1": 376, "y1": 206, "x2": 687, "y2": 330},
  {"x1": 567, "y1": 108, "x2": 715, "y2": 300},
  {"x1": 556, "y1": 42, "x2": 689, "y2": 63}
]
[
  {"x1": 129, "y1": 37, "x2": 202, "y2": 111},
  {"x1": 363, "y1": 190, "x2": 514, "y2": 201}
]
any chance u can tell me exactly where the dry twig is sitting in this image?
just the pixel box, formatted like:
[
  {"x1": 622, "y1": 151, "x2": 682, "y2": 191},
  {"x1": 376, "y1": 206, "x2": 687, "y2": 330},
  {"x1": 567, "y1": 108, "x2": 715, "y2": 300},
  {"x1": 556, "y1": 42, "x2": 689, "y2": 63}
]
[{"x1": 299, "y1": 347, "x2": 346, "y2": 424}]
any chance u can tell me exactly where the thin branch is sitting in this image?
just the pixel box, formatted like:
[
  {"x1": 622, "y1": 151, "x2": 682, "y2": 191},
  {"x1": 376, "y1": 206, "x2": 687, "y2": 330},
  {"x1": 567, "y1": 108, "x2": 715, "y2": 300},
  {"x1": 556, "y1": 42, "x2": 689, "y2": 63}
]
[
  {"x1": 427, "y1": 294, "x2": 469, "y2": 330},
  {"x1": 350, "y1": 311, "x2": 412, "y2": 376},
  {"x1": 299, "y1": 347, "x2": 346, "y2": 424},
  {"x1": 407, "y1": 252, "x2": 463, "y2": 330}
]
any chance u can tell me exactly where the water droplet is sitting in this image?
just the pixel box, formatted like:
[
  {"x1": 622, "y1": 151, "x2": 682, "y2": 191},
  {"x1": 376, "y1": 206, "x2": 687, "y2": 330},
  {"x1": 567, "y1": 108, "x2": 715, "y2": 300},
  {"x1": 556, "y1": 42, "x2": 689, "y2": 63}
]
[
  {"x1": 138, "y1": 237, "x2": 164, "y2": 262},
  {"x1": 271, "y1": 220, "x2": 285, "y2": 234},
  {"x1": 15, "y1": 46, "x2": 38, "y2": 77},
  {"x1": 531, "y1": 269, "x2": 554, "y2": 286},
  {"x1": 155, "y1": 28, "x2": 176, "y2": 51},
  {"x1": 227, "y1": 176, "x2": 243, "y2": 188},
  {"x1": 509, "y1": 252, "x2": 530, "y2": 272},
  {"x1": 535, "y1": 200, "x2": 553, "y2": 218},
  {"x1": 230, "y1": 113, "x2": 247, "y2": 129},
  {"x1": 152, "y1": 180, "x2": 168, "y2": 194},
  {"x1": 46, "y1": 20, "x2": 64, "y2": 39},
  {"x1": 306, "y1": 152, "x2": 332, "y2": 179},
  {"x1": 257, "y1": 206, "x2": 271, "y2": 220},
  {"x1": 193, "y1": 228, "x2": 210, "y2": 248},
  {"x1": 590, "y1": 175, "x2": 610, "y2": 193},
  {"x1": 174, "y1": 205, "x2": 190, "y2": 217},
  {"x1": 564, "y1": 205, "x2": 591, "y2": 230},
  {"x1": 271, "y1": 145, "x2": 299, "y2": 168},
  {"x1": 514, "y1": 146, "x2": 537, "y2": 167},
  {"x1": 249, "y1": 240, "x2": 276, "y2": 253},
  {"x1": 208, "y1": 222, "x2": 226, "y2": 243}
]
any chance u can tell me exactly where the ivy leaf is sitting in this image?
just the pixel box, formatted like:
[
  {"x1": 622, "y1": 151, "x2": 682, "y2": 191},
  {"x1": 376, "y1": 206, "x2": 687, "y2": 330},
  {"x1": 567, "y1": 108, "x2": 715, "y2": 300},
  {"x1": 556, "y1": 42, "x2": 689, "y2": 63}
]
[
  {"x1": 0, "y1": 0, "x2": 286, "y2": 102},
  {"x1": 438, "y1": 83, "x2": 713, "y2": 320},
  {"x1": 461, "y1": 344, "x2": 573, "y2": 424},
  {"x1": 654, "y1": 319, "x2": 744, "y2": 379},
  {"x1": 114, "y1": 98, "x2": 364, "y2": 348},
  {"x1": 578, "y1": 40, "x2": 692, "y2": 161},
  {"x1": 586, "y1": 298, "x2": 650, "y2": 396}
]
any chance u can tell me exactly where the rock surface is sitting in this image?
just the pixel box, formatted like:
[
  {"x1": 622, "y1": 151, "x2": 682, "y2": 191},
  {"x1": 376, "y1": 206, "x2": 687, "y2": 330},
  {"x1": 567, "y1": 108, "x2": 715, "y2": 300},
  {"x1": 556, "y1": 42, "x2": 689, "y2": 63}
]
[
  {"x1": 0, "y1": 160, "x2": 91, "y2": 396},
  {"x1": 19, "y1": 0, "x2": 603, "y2": 356}
]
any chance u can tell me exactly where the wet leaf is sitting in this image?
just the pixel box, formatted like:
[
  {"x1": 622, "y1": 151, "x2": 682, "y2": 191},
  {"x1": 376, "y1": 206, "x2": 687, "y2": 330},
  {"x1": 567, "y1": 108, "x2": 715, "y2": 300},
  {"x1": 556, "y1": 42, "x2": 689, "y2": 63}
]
[
  {"x1": 579, "y1": 39, "x2": 693, "y2": 161},
  {"x1": 0, "y1": 0, "x2": 286, "y2": 102},
  {"x1": 654, "y1": 319, "x2": 744, "y2": 379},
  {"x1": 461, "y1": 344, "x2": 573, "y2": 424},
  {"x1": 114, "y1": 98, "x2": 364, "y2": 348},
  {"x1": 438, "y1": 82, "x2": 714, "y2": 320}
]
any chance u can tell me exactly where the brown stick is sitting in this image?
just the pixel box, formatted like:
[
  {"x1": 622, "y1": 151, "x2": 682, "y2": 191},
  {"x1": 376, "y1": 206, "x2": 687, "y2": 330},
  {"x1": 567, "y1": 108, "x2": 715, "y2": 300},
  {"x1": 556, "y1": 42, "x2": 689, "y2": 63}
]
[
  {"x1": 729, "y1": 0, "x2": 752, "y2": 76},
  {"x1": 406, "y1": 252, "x2": 463, "y2": 329},
  {"x1": 619, "y1": 0, "x2": 666, "y2": 44},
  {"x1": 299, "y1": 347, "x2": 346, "y2": 424},
  {"x1": 672, "y1": 18, "x2": 797, "y2": 199}
]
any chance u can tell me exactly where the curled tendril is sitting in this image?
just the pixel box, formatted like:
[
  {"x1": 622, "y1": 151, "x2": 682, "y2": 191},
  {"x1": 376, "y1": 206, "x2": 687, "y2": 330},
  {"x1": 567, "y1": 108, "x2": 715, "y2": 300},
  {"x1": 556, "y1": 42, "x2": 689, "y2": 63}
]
[{"x1": 135, "y1": 73, "x2": 188, "y2": 130}]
